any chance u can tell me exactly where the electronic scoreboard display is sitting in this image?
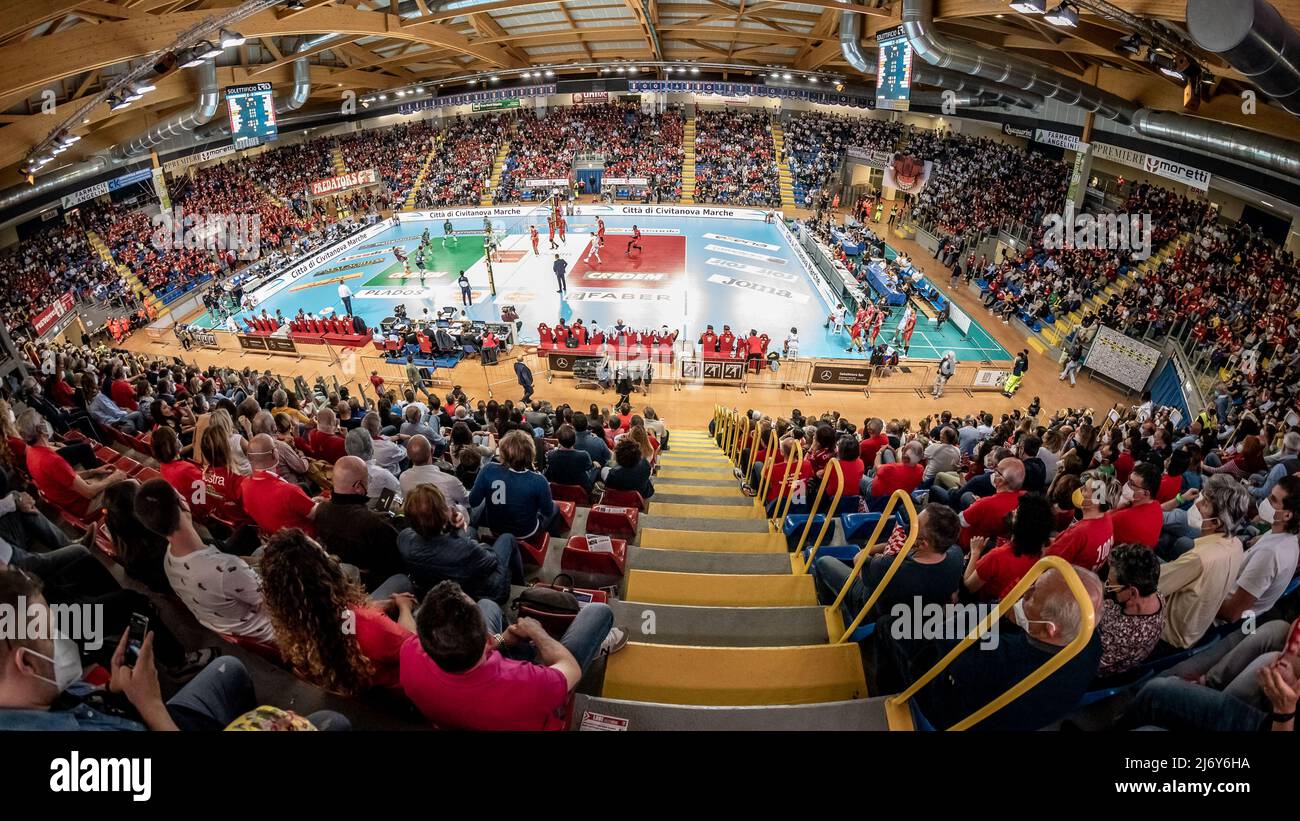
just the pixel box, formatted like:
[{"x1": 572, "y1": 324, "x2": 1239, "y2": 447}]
[
  {"x1": 875, "y1": 26, "x2": 913, "y2": 112},
  {"x1": 225, "y1": 82, "x2": 278, "y2": 143}
]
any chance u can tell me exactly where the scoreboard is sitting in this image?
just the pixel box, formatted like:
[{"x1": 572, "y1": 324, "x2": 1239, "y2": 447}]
[
  {"x1": 225, "y1": 82, "x2": 278, "y2": 143},
  {"x1": 875, "y1": 25, "x2": 913, "y2": 112}
]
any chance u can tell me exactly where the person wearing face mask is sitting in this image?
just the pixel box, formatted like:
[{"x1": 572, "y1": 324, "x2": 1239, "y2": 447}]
[
  {"x1": 1107, "y1": 462, "x2": 1169, "y2": 550},
  {"x1": 1217, "y1": 475, "x2": 1300, "y2": 623},
  {"x1": 1096, "y1": 544, "x2": 1165, "y2": 677},
  {"x1": 895, "y1": 565, "x2": 1105, "y2": 731},
  {"x1": 1157, "y1": 474, "x2": 1250, "y2": 651},
  {"x1": 0, "y1": 568, "x2": 345, "y2": 731},
  {"x1": 1046, "y1": 473, "x2": 1116, "y2": 572}
]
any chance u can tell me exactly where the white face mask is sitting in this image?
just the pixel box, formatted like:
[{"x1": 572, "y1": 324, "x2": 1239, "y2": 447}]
[
  {"x1": 22, "y1": 637, "x2": 83, "y2": 692},
  {"x1": 1258, "y1": 498, "x2": 1275, "y2": 524},
  {"x1": 1186, "y1": 502, "x2": 1204, "y2": 531},
  {"x1": 1011, "y1": 600, "x2": 1054, "y2": 634},
  {"x1": 1121, "y1": 483, "x2": 1135, "y2": 504}
]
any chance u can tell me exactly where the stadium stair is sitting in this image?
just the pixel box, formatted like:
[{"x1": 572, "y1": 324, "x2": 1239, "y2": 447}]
[
  {"x1": 681, "y1": 116, "x2": 696, "y2": 204},
  {"x1": 594, "y1": 418, "x2": 875, "y2": 723},
  {"x1": 405, "y1": 140, "x2": 442, "y2": 210},
  {"x1": 330, "y1": 145, "x2": 347, "y2": 176},
  {"x1": 771, "y1": 117, "x2": 796, "y2": 210},
  {"x1": 87, "y1": 230, "x2": 167, "y2": 318},
  {"x1": 480, "y1": 141, "x2": 512, "y2": 207},
  {"x1": 572, "y1": 409, "x2": 1099, "y2": 731},
  {"x1": 252, "y1": 178, "x2": 291, "y2": 210}
]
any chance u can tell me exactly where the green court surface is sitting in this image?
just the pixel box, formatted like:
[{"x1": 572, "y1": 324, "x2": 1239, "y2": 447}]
[{"x1": 361, "y1": 237, "x2": 486, "y2": 288}]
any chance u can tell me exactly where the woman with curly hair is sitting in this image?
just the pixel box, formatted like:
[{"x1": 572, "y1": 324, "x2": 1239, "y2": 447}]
[{"x1": 259, "y1": 528, "x2": 416, "y2": 695}]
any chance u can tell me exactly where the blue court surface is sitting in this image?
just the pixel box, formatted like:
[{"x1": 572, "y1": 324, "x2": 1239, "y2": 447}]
[{"x1": 191, "y1": 204, "x2": 1008, "y2": 363}]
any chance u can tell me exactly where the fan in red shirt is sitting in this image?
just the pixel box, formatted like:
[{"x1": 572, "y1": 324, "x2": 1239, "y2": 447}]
[
  {"x1": 1046, "y1": 474, "x2": 1116, "y2": 571},
  {"x1": 866, "y1": 440, "x2": 925, "y2": 502},
  {"x1": 816, "y1": 438, "x2": 864, "y2": 510},
  {"x1": 240, "y1": 434, "x2": 319, "y2": 536},
  {"x1": 1107, "y1": 462, "x2": 1165, "y2": 549},
  {"x1": 309, "y1": 408, "x2": 348, "y2": 464},
  {"x1": 957, "y1": 458, "x2": 1026, "y2": 550},
  {"x1": 965, "y1": 493, "x2": 1055, "y2": 602},
  {"x1": 109, "y1": 372, "x2": 138, "y2": 412},
  {"x1": 858, "y1": 419, "x2": 890, "y2": 466}
]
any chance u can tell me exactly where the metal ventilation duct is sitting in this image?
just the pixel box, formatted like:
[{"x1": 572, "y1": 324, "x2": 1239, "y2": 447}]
[
  {"x1": 839, "y1": 10, "x2": 1044, "y2": 111},
  {"x1": 896, "y1": 0, "x2": 1300, "y2": 180},
  {"x1": 112, "y1": 60, "x2": 219, "y2": 161},
  {"x1": 1187, "y1": 0, "x2": 1300, "y2": 116},
  {"x1": 0, "y1": 157, "x2": 115, "y2": 212}
]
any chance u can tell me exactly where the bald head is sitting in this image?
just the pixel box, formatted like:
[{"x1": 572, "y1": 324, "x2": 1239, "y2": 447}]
[
  {"x1": 1023, "y1": 566, "x2": 1103, "y2": 646},
  {"x1": 332, "y1": 455, "x2": 369, "y2": 494},
  {"x1": 995, "y1": 457, "x2": 1025, "y2": 490},
  {"x1": 316, "y1": 407, "x2": 338, "y2": 434},
  {"x1": 248, "y1": 434, "x2": 278, "y2": 470},
  {"x1": 407, "y1": 434, "x2": 431, "y2": 466}
]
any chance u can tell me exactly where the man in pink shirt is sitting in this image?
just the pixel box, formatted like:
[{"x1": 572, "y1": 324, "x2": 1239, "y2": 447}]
[{"x1": 399, "y1": 581, "x2": 625, "y2": 730}]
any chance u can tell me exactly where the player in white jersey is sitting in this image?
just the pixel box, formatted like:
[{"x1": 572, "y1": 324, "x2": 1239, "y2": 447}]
[{"x1": 585, "y1": 232, "x2": 602, "y2": 264}]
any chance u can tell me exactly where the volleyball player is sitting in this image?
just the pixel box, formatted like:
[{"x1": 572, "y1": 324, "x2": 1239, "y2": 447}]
[{"x1": 626, "y1": 224, "x2": 643, "y2": 255}]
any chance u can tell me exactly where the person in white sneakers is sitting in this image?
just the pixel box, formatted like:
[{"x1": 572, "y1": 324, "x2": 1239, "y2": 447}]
[{"x1": 585, "y1": 232, "x2": 602, "y2": 265}]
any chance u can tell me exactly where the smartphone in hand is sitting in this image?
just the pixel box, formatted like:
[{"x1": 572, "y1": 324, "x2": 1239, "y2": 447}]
[{"x1": 125, "y1": 613, "x2": 149, "y2": 667}]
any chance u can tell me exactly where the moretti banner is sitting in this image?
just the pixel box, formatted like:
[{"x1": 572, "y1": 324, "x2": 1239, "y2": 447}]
[
  {"x1": 881, "y1": 154, "x2": 933, "y2": 194},
  {"x1": 162, "y1": 144, "x2": 236, "y2": 174},
  {"x1": 629, "y1": 80, "x2": 876, "y2": 110},
  {"x1": 32, "y1": 291, "x2": 76, "y2": 336},
  {"x1": 398, "y1": 84, "x2": 554, "y2": 115},
  {"x1": 309, "y1": 168, "x2": 379, "y2": 198},
  {"x1": 1142, "y1": 154, "x2": 1211, "y2": 191}
]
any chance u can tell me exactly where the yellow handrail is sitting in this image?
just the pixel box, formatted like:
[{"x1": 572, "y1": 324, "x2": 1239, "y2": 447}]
[
  {"x1": 792, "y1": 458, "x2": 842, "y2": 556},
  {"x1": 767, "y1": 440, "x2": 804, "y2": 533},
  {"x1": 743, "y1": 423, "x2": 770, "y2": 482},
  {"x1": 886, "y1": 555, "x2": 1097, "y2": 731},
  {"x1": 753, "y1": 428, "x2": 779, "y2": 513},
  {"x1": 729, "y1": 414, "x2": 749, "y2": 466},
  {"x1": 811, "y1": 488, "x2": 910, "y2": 576},
  {"x1": 832, "y1": 493, "x2": 919, "y2": 643},
  {"x1": 721, "y1": 408, "x2": 737, "y2": 459}
]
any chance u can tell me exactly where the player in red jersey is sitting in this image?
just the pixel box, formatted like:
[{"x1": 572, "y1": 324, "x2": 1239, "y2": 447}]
[
  {"x1": 558, "y1": 215, "x2": 567, "y2": 242},
  {"x1": 547, "y1": 215, "x2": 558, "y2": 250},
  {"x1": 626, "y1": 224, "x2": 642, "y2": 255},
  {"x1": 530, "y1": 225, "x2": 539, "y2": 255}
]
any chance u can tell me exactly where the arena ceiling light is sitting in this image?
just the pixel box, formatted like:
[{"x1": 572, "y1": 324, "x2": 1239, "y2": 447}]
[
  {"x1": 1114, "y1": 33, "x2": 1143, "y2": 57},
  {"x1": 196, "y1": 40, "x2": 223, "y2": 59},
  {"x1": 1044, "y1": 2, "x2": 1079, "y2": 27},
  {"x1": 1009, "y1": 0, "x2": 1047, "y2": 13},
  {"x1": 108, "y1": 94, "x2": 131, "y2": 111},
  {"x1": 178, "y1": 49, "x2": 207, "y2": 68},
  {"x1": 133, "y1": 80, "x2": 157, "y2": 93},
  {"x1": 219, "y1": 30, "x2": 247, "y2": 48}
]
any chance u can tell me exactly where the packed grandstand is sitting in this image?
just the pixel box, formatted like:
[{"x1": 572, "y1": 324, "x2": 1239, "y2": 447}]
[{"x1": 0, "y1": 2, "x2": 1298, "y2": 766}]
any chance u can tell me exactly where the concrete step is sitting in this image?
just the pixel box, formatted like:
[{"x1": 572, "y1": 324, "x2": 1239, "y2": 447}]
[
  {"x1": 626, "y1": 545, "x2": 791, "y2": 574},
  {"x1": 611, "y1": 600, "x2": 828, "y2": 646}
]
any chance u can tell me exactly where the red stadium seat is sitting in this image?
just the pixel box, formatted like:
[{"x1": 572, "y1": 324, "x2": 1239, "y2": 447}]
[
  {"x1": 560, "y1": 535, "x2": 628, "y2": 579},
  {"x1": 112, "y1": 456, "x2": 143, "y2": 476},
  {"x1": 554, "y1": 500, "x2": 576, "y2": 531},
  {"x1": 598, "y1": 487, "x2": 645, "y2": 511},
  {"x1": 134, "y1": 467, "x2": 161, "y2": 483},
  {"x1": 549, "y1": 482, "x2": 590, "y2": 506},
  {"x1": 585, "y1": 504, "x2": 638, "y2": 540},
  {"x1": 517, "y1": 532, "x2": 550, "y2": 566},
  {"x1": 93, "y1": 445, "x2": 120, "y2": 464}
]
